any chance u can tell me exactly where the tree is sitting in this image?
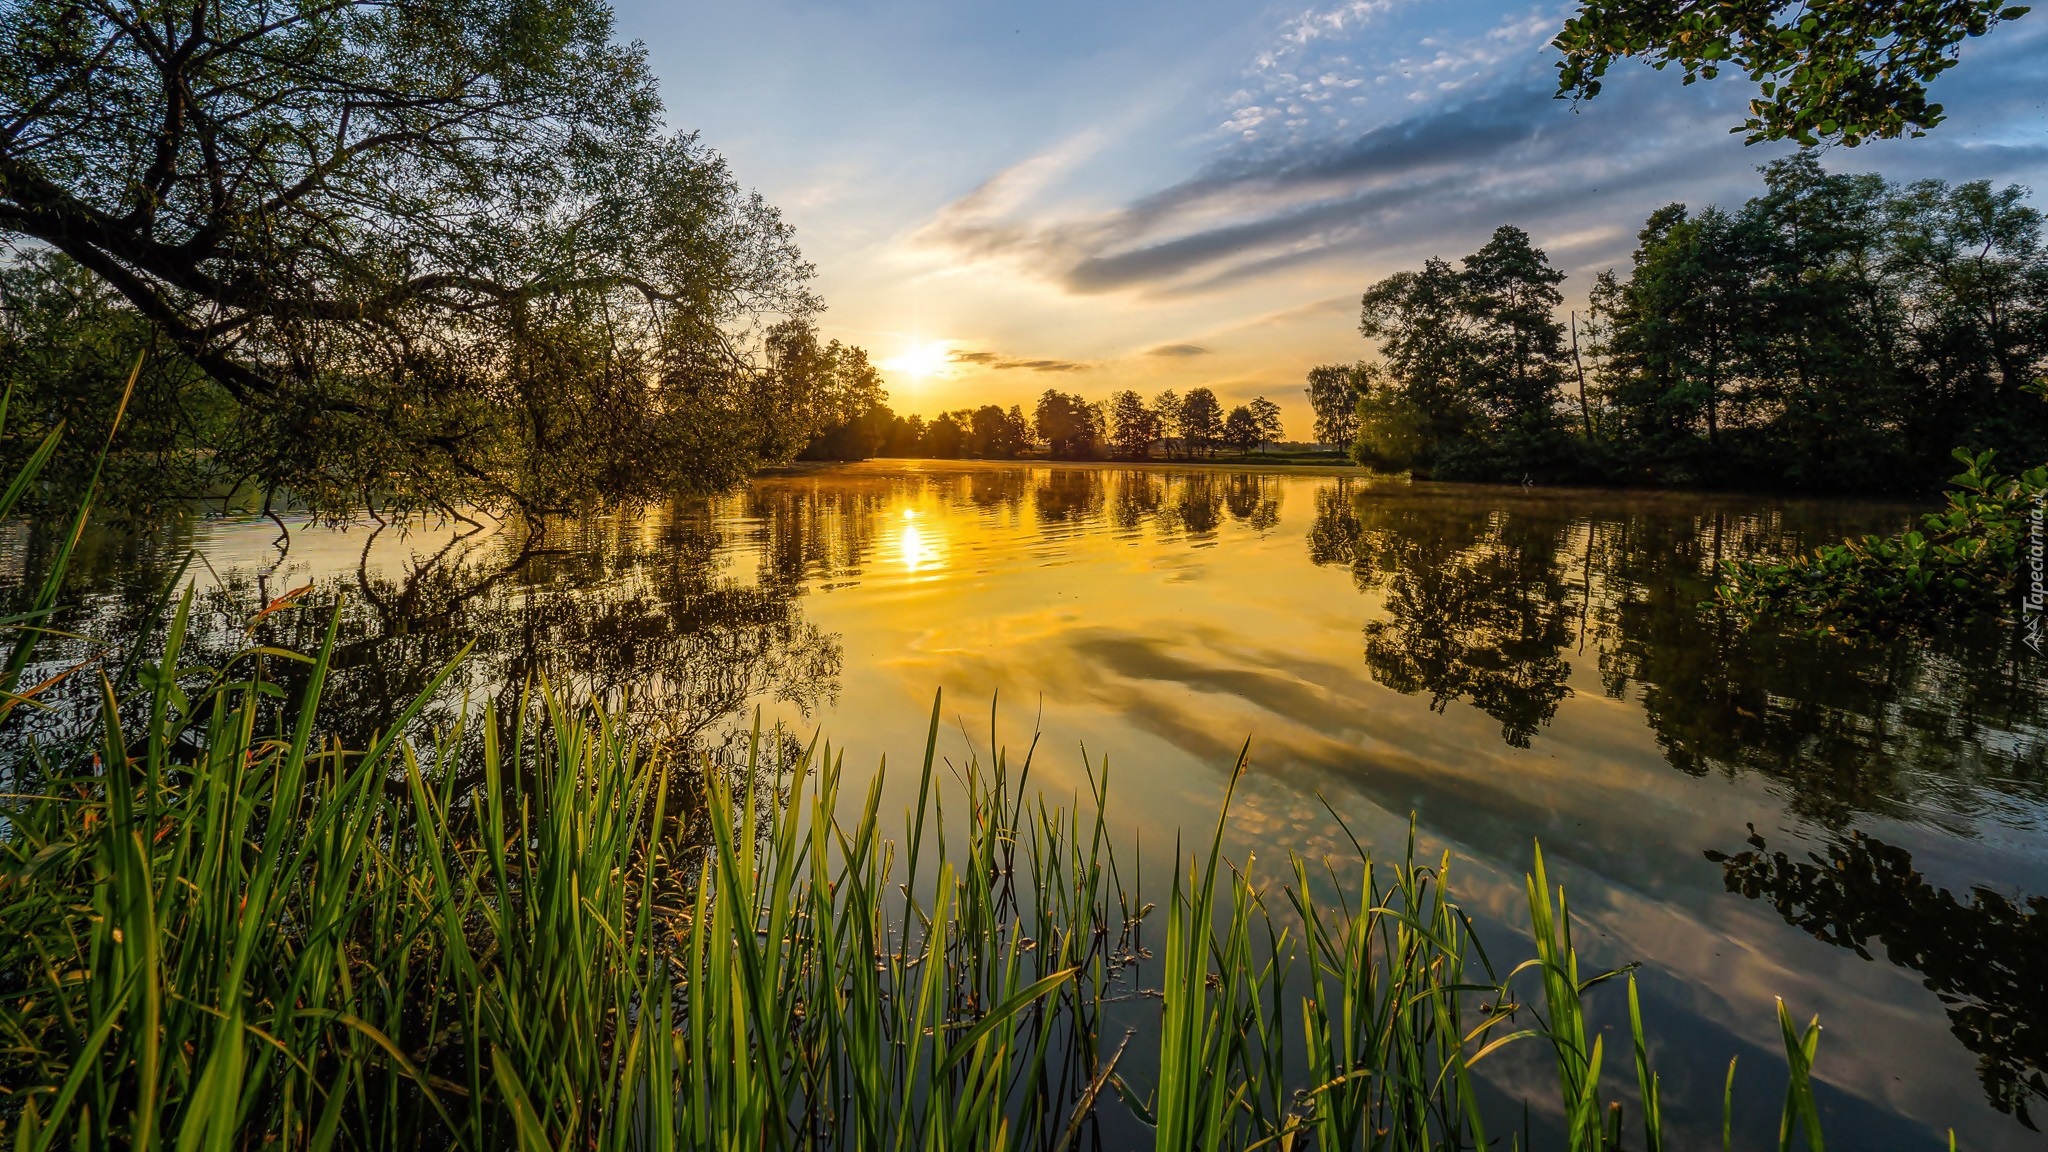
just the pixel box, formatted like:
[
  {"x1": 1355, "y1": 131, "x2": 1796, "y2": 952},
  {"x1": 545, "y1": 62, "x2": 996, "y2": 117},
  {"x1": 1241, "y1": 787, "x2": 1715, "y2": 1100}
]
[
  {"x1": 1034, "y1": 389, "x2": 1102, "y2": 459},
  {"x1": 786, "y1": 332, "x2": 892, "y2": 461},
  {"x1": 925, "y1": 412, "x2": 968, "y2": 457},
  {"x1": 1305, "y1": 364, "x2": 1367, "y2": 448},
  {"x1": 1222, "y1": 406, "x2": 1260, "y2": 454},
  {"x1": 1352, "y1": 367, "x2": 1430, "y2": 472},
  {"x1": 1152, "y1": 390, "x2": 1185, "y2": 459},
  {"x1": 1587, "y1": 156, "x2": 2048, "y2": 491},
  {"x1": 1554, "y1": 0, "x2": 2030, "y2": 147},
  {"x1": 883, "y1": 413, "x2": 926, "y2": 457},
  {"x1": 968, "y1": 404, "x2": 1032, "y2": 458},
  {"x1": 0, "y1": 251, "x2": 231, "y2": 522},
  {"x1": 1247, "y1": 396, "x2": 1284, "y2": 449},
  {"x1": 1589, "y1": 202, "x2": 1768, "y2": 476},
  {"x1": 0, "y1": 0, "x2": 818, "y2": 517},
  {"x1": 1360, "y1": 257, "x2": 1477, "y2": 450},
  {"x1": 1357, "y1": 227, "x2": 1572, "y2": 478},
  {"x1": 1107, "y1": 390, "x2": 1158, "y2": 459},
  {"x1": 1460, "y1": 226, "x2": 1571, "y2": 435},
  {"x1": 1179, "y1": 388, "x2": 1223, "y2": 456}
]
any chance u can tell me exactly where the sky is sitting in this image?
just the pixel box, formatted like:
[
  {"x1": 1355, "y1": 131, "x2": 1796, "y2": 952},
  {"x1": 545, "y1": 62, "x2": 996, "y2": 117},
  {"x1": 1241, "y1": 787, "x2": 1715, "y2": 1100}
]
[{"x1": 614, "y1": 0, "x2": 2048, "y2": 430}]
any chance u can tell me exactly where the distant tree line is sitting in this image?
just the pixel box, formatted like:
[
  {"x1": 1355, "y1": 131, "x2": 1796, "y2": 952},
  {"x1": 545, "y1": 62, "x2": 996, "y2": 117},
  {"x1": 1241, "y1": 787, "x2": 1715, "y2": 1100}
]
[
  {"x1": 1306, "y1": 156, "x2": 2048, "y2": 493},
  {"x1": 801, "y1": 386, "x2": 1288, "y2": 462}
]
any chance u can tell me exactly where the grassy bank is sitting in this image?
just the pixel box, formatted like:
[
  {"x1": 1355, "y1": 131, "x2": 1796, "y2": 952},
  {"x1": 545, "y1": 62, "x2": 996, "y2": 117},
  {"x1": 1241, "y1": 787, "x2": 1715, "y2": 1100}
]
[{"x1": 0, "y1": 595, "x2": 1856, "y2": 1151}]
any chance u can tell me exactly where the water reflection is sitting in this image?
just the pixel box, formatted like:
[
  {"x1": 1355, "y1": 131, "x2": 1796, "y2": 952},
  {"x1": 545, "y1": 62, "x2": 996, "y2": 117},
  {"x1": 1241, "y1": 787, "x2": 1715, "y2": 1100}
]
[
  {"x1": 10, "y1": 509, "x2": 842, "y2": 764},
  {"x1": 11, "y1": 460, "x2": 2048, "y2": 1144},
  {"x1": 1709, "y1": 831, "x2": 2048, "y2": 1129},
  {"x1": 1308, "y1": 482, "x2": 1576, "y2": 747},
  {"x1": 1303, "y1": 480, "x2": 2048, "y2": 820}
]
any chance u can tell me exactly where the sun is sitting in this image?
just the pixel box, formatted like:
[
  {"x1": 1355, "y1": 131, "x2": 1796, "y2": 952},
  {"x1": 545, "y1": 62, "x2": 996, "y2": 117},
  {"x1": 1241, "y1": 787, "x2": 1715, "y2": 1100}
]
[{"x1": 881, "y1": 340, "x2": 954, "y2": 382}]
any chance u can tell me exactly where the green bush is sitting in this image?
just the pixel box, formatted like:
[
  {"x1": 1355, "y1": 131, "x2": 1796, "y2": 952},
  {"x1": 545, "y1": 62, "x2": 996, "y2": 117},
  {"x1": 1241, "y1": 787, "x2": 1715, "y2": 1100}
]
[{"x1": 1717, "y1": 448, "x2": 2047, "y2": 636}]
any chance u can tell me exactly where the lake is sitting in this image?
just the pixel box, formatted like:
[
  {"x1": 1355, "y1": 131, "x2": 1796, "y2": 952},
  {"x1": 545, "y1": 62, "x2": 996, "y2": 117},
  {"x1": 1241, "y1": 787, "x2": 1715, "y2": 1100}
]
[{"x1": 15, "y1": 459, "x2": 2047, "y2": 1148}]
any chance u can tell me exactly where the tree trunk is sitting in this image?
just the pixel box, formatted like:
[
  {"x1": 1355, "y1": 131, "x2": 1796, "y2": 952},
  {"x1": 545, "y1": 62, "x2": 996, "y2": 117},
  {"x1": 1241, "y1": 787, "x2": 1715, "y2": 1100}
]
[{"x1": 1571, "y1": 311, "x2": 1595, "y2": 438}]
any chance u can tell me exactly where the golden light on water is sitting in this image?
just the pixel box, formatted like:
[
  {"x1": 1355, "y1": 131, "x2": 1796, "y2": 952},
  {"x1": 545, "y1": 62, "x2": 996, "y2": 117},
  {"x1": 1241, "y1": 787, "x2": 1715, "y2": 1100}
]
[{"x1": 896, "y1": 504, "x2": 947, "y2": 573}]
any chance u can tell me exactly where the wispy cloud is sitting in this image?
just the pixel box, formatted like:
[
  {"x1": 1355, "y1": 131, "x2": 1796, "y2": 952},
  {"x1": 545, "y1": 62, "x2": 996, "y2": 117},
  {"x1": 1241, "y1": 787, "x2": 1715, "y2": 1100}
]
[
  {"x1": 921, "y1": 71, "x2": 1740, "y2": 296},
  {"x1": 911, "y1": 1, "x2": 2048, "y2": 305},
  {"x1": 1146, "y1": 343, "x2": 1211, "y2": 357},
  {"x1": 950, "y1": 350, "x2": 1090, "y2": 372}
]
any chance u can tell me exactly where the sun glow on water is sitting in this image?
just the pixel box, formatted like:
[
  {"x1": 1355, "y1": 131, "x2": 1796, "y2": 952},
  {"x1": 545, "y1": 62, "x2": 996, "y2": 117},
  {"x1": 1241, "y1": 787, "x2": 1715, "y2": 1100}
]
[{"x1": 894, "y1": 503, "x2": 948, "y2": 574}]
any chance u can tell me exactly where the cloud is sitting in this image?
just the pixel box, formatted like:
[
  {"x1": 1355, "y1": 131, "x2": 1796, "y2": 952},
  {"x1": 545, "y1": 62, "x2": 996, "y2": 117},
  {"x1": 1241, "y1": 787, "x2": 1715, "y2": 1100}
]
[
  {"x1": 912, "y1": 4, "x2": 2048, "y2": 303},
  {"x1": 922, "y1": 72, "x2": 1738, "y2": 297},
  {"x1": 1146, "y1": 343, "x2": 1210, "y2": 357},
  {"x1": 949, "y1": 349, "x2": 1089, "y2": 372}
]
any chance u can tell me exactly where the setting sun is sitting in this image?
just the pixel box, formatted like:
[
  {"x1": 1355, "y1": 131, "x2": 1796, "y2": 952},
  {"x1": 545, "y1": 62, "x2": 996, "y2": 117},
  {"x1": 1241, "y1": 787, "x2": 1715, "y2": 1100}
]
[{"x1": 880, "y1": 340, "x2": 953, "y2": 383}]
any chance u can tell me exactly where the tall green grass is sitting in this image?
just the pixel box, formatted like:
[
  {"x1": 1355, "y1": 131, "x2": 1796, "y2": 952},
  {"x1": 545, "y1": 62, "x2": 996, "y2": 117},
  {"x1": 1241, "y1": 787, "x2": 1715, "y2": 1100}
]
[
  {"x1": 0, "y1": 610, "x2": 1850, "y2": 1150},
  {"x1": 0, "y1": 396, "x2": 1853, "y2": 1149}
]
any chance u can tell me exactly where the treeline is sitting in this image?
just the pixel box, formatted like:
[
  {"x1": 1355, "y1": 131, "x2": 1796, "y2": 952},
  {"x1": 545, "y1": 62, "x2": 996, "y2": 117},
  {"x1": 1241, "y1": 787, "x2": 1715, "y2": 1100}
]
[
  {"x1": 0, "y1": 256, "x2": 882, "y2": 521},
  {"x1": 801, "y1": 385, "x2": 1288, "y2": 462},
  {"x1": 1306, "y1": 156, "x2": 2048, "y2": 493}
]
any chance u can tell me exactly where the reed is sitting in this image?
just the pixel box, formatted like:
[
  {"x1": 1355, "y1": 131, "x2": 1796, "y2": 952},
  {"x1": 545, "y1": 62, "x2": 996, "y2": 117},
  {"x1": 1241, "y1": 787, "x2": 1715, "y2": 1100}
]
[
  {"x1": 0, "y1": 605, "x2": 1851, "y2": 1150},
  {"x1": 0, "y1": 400, "x2": 1847, "y2": 1151}
]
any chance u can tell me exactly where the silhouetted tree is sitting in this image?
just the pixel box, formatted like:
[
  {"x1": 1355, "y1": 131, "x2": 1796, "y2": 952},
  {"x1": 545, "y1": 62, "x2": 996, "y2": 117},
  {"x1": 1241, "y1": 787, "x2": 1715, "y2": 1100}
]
[
  {"x1": 1180, "y1": 388, "x2": 1224, "y2": 457},
  {"x1": 1223, "y1": 406, "x2": 1260, "y2": 454},
  {"x1": 1357, "y1": 227, "x2": 1573, "y2": 479},
  {"x1": 1153, "y1": 390, "x2": 1186, "y2": 459},
  {"x1": 925, "y1": 412, "x2": 969, "y2": 458},
  {"x1": 1107, "y1": 390, "x2": 1159, "y2": 460},
  {"x1": 1034, "y1": 390, "x2": 1103, "y2": 459},
  {"x1": 1306, "y1": 364, "x2": 1367, "y2": 449},
  {"x1": 1588, "y1": 156, "x2": 2048, "y2": 491},
  {"x1": 969, "y1": 404, "x2": 1033, "y2": 458},
  {"x1": 1248, "y1": 397, "x2": 1285, "y2": 449}
]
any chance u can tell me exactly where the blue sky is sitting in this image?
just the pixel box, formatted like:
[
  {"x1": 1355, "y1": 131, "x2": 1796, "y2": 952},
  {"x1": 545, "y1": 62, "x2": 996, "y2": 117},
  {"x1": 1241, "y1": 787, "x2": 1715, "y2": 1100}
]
[{"x1": 615, "y1": 0, "x2": 2048, "y2": 425}]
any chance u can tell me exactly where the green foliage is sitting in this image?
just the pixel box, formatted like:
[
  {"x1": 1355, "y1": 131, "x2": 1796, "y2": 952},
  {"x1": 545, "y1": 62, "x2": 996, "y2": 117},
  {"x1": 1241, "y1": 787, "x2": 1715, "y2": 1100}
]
[
  {"x1": 1306, "y1": 362, "x2": 1372, "y2": 449},
  {"x1": 1591, "y1": 156, "x2": 2048, "y2": 492},
  {"x1": 1554, "y1": 0, "x2": 2030, "y2": 146},
  {"x1": 0, "y1": 437, "x2": 1858, "y2": 1148},
  {"x1": 1351, "y1": 378, "x2": 1431, "y2": 473},
  {"x1": 0, "y1": 650, "x2": 1852, "y2": 1149},
  {"x1": 0, "y1": 0, "x2": 824, "y2": 517},
  {"x1": 1717, "y1": 448, "x2": 2047, "y2": 635},
  {"x1": 1340, "y1": 157, "x2": 2048, "y2": 494},
  {"x1": 1355, "y1": 226, "x2": 1574, "y2": 480},
  {"x1": 0, "y1": 254, "x2": 232, "y2": 523},
  {"x1": 774, "y1": 330, "x2": 895, "y2": 462}
]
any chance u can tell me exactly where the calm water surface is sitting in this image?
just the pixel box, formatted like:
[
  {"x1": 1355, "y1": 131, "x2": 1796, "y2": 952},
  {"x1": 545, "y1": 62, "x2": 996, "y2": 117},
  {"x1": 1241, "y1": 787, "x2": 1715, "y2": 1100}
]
[{"x1": 18, "y1": 460, "x2": 2048, "y2": 1148}]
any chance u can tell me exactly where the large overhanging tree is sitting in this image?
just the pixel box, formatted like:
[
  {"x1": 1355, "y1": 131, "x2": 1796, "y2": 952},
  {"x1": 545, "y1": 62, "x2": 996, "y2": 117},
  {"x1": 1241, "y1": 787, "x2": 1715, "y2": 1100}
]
[
  {"x1": 1554, "y1": 0, "x2": 2030, "y2": 146},
  {"x1": 0, "y1": 0, "x2": 821, "y2": 516}
]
